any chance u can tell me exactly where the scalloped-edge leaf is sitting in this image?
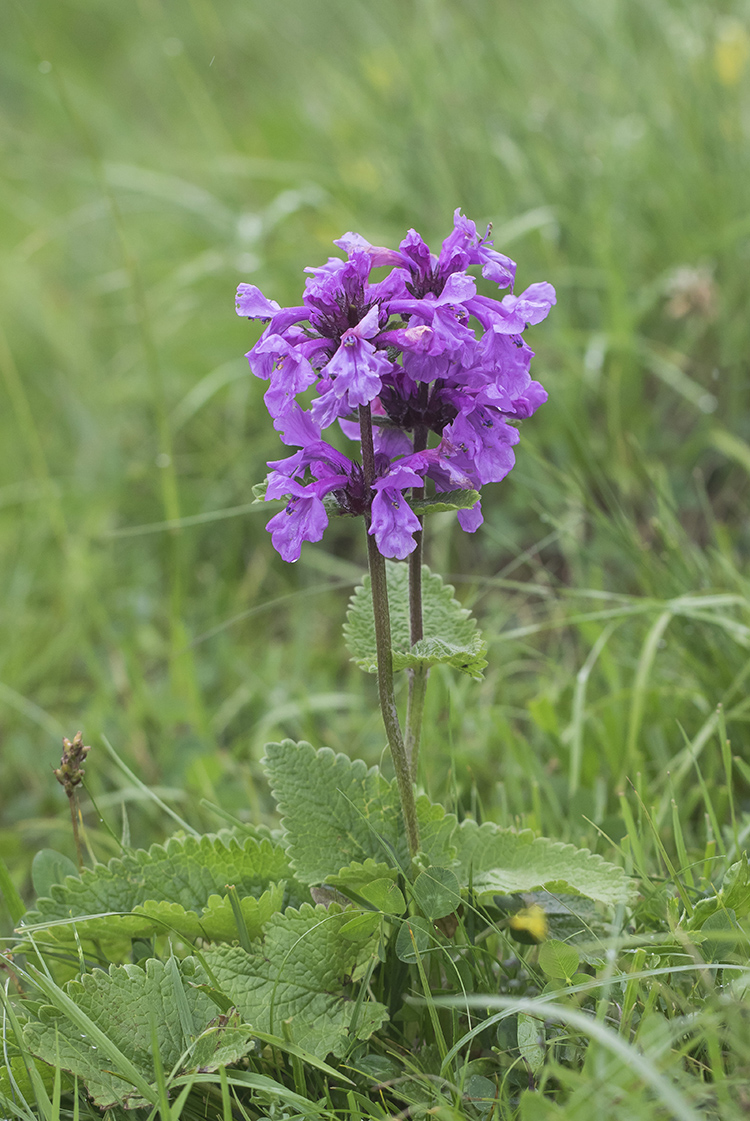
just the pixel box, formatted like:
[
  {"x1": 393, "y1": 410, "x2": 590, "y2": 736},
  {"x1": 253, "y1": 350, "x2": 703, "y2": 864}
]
[
  {"x1": 456, "y1": 819, "x2": 635, "y2": 907},
  {"x1": 325, "y1": 862, "x2": 405, "y2": 914},
  {"x1": 131, "y1": 885, "x2": 285, "y2": 942},
  {"x1": 263, "y1": 740, "x2": 456, "y2": 885},
  {"x1": 23, "y1": 958, "x2": 254, "y2": 1110},
  {"x1": 344, "y1": 562, "x2": 487, "y2": 679},
  {"x1": 21, "y1": 834, "x2": 298, "y2": 942},
  {"x1": 326, "y1": 860, "x2": 399, "y2": 894},
  {"x1": 203, "y1": 903, "x2": 388, "y2": 1059},
  {"x1": 264, "y1": 741, "x2": 398, "y2": 882},
  {"x1": 408, "y1": 488, "x2": 480, "y2": 516},
  {"x1": 405, "y1": 636, "x2": 487, "y2": 678}
]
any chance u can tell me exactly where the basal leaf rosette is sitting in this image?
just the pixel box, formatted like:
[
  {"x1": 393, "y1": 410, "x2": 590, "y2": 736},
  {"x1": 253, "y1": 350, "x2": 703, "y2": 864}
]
[
  {"x1": 344, "y1": 561, "x2": 488, "y2": 679},
  {"x1": 263, "y1": 739, "x2": 635, "y2": 908}
]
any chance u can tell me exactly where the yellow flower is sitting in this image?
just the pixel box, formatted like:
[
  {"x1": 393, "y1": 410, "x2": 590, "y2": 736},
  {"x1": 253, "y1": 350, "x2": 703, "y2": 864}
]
[
  {"x1": 509, "y1": 903, "x2": 549, "y2": 945},
  {"x1": 714, "y1": 19, "x2": 750, "y2": 87}
]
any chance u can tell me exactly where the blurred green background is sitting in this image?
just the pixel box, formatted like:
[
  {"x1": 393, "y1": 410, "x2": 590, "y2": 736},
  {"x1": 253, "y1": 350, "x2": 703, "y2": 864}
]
[{"x1": 3, "y1": 0, "x2": 750, "y2": 894}]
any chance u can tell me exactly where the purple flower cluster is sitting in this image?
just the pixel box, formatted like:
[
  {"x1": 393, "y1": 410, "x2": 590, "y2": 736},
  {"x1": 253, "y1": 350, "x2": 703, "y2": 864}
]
[{"x1": 236, "y1": 210, "x2": 555, "y2": 562}]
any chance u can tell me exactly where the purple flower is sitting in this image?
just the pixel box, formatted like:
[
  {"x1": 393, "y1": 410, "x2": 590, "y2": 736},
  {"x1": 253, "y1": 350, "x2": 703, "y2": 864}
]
[
  {"x1": 370, "y1": 465, "x2": 424, "y2": 559},
  {"x1": 264, "y1": 441, "x2": 368, "y2": 562},
  {"x1": 265, "y1": 478, "x2": 331, "y2": 563},
  {"x1": 235, "y1": 212, "x2": 554, "y2": 561},
  {"x1": 311, "y1": 306, "x2": 395, "y2": 427}
]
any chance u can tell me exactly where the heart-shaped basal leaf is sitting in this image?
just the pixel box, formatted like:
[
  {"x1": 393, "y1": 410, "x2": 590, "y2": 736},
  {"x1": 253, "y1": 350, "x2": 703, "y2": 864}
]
[
  {"x1": 263, "y1": 740, "x2": 456, "y2": 883},
  {"x1": 23, "y1": 957, "x2": 253, "y2": 1110},
  {"x1": 344, "y1": 562, "x2": 487, "y2": 679},
  {"x1": 21, "y1": 834, "x2": 299, "y2": 944},
  {"x1": 203, "y1": 903, "x2": 388, "y2": 1059},
  {"x1": 456, "y1": 819, "x2": 636, "y2": 908}
]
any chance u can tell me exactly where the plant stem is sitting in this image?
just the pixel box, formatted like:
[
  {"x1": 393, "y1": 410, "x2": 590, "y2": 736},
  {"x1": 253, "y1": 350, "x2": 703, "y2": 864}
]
[
  {"x1": 406, "y1": 416, "x2": 429, "y2": 780},
  {"x1": 54, "y1": 733, "x2": 90, "y2": 870},
  {"x1": 359, "y1": 404, "x2": 420, "y2": 858},
  {"x1": 68, "y1": 791, "x2": 85, "y2": 871}
]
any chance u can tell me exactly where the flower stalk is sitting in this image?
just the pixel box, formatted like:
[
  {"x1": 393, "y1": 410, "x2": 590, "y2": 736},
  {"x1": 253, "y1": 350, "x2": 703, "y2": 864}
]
[
  {"x1": 359, "y1": 405, "x2": 420, "y2": 858},
  {"x1": 405, "y1": 413, "x2": 429, "y2": 780}
]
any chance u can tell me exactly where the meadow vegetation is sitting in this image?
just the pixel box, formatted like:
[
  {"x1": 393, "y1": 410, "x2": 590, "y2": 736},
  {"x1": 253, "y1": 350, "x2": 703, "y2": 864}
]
[{"x1": 2, "y1": 1, "x2": 750, "y2": 1117}]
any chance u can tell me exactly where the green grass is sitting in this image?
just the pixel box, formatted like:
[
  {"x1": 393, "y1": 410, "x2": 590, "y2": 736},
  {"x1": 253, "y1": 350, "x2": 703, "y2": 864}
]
[{"x1": 3, "y1": 0, "x2": 750, "y2": 1115}]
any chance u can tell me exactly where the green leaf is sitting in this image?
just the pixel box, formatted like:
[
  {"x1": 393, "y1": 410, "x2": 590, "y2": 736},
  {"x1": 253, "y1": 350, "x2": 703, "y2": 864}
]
[
  {"x1": 395, "y1": 915, "x2": 435, "y2": 963},
  {"x1": 264, "y1": 740, "x2": 455, "y2": 883},
  {"x1": 722, "y1": 854, "x2": 750, "y2": 915},
  {"x1": 344, "y1": 562, "x2": 487, "y2": 679},
  {"x1": 203, "y1": 903, "x2": 388, "y2": 1058},
  {"x1": 340, "y1": 912, "x2": 382, "y2": 939},
  {"x1": 701, "y1": 908, "x2": 743, "y2": 961},
  {"x1": 360, "y1": 878, "x2": 407, "y2": 915},
  {"x1": 408, "y1": 488, "x2": 480, "y2": 516},
  {"x1": 688, "y1": 854, "x2": 750, "y2": 930},
  {"x1": 132, "y1": 886, "x2": 285, "y2": 942},
  {"x1": 464, "y1": 1074, "x2": 498, "y2": 1117},
  {"x1": 23, "y1": 958, "x2": 253, "y2": 1110},
  {"x1": 264, "y1": 741, "x2": 399, "y2": 881},
  {"x1": 411, "y1": 867, "x2": 461, "y2": 921},
  {"x1": 326, "y1": 860, "x2": 399, "y2": 896},
  {"x1": 267, "y1": 743, "x2": 630, "y2": 911},
  {"x1": 22, "y1": 834, "x2": 295, "y2": 942},
  {"x1": 0, "y1": 1055, "x2": 60, "y2": 1103},
  {"x1": 416, "y1": 796, "x2": 460, "y2": 869},
  {"x1": 538, "y1": 939, "x2": 580, "y2": 982},
  {"x1": 517, "y1": 1013, "x2": 545, "y2": 1072},
  {"x1": 31, "y1": 850, "x2": 79, "y2": 900},
  {"x1": 455, "y1": 819, "x2": 635, "y2": 907}
]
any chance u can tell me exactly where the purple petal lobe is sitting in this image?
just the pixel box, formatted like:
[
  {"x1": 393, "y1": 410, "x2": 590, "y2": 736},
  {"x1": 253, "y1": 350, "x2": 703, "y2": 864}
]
[
  {"x1": 457, "y1": 499, "x2": 483, "y2": 532},
  {"x1": 335, "y1": 232, "x2": 402, "y2": 268},
  {"x1": 235, "y1": 284, "x2": 280, "y2": 319},
  {"x1": 266, "y1": 494, "x2": 328, "y2": 562},
  {"x1": 369, "y1": 489, "x2": 421, "y2": 559},
  {"x1": 502, "y1": 282, "x2": 557, "y2": 326}
]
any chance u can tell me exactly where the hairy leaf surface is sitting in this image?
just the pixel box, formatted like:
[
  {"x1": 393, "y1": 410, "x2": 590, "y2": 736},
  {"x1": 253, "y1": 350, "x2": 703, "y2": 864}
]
[
  {"x1": 344, "y1": 563, "x2": 487, "y2": 678},
  {"x1": 456, "y1": 819, "x2": 635, "y2": 907},
  {"x1": 264, "y1": 740, "x2": 455, "y2": 882},
  {"x1": 407, "y1": 488, "x2": 481, "y2": 516},
  {"x1": 204, "y1": 903, "x2": 388, "y2": 1058},
  {"x1": 21, "y1": 834, "x2": 296, "y2": 942},
  {"x1": 23, "y1": 958, "x2": 253, "y2": 1109}
]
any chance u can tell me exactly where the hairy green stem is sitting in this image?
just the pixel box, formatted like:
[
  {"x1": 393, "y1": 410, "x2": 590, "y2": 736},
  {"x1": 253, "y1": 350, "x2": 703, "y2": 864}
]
[
  {"x1": 406, "y1": 665, "x2": 428, "y2": 781},
  {"x1": 406, "y1": 417, "x2": 429, "y2": 780},
  {"x1": 359, "y1": 405, "x2": 420, "y2": 858}
]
